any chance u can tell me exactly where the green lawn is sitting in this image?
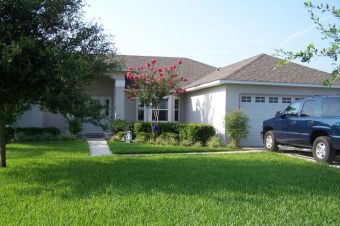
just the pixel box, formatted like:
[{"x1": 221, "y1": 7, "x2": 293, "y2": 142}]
[
  {"x1": 0, "y1": 141, "x2": 340, "y2": 225},
  {"x1": 108, "y1": 141, "x2": 237, "y2": 154}
]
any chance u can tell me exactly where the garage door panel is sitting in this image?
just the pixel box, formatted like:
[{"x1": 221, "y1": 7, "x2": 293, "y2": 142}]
[{"x1": 239, "y1": 95, "x2": 296, "y2": 147}]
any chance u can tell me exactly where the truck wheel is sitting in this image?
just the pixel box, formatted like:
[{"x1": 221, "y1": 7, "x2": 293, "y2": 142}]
[
  {"x1": 312, "y1": 136, "x2": 335, "y2": 163},
  {"x1": 264, "y1": 131, "x2": 279, "y2": 152}
]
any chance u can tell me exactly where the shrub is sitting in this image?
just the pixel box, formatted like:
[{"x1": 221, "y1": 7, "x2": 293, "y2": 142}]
[
  {"x1": 112, "y1": 119, "x2": 130, "y2": 133},
  {"x1": 133, "y1": 122, "x2": 215, "y2": 145},
  {"x1": 133, "y1": 122, "x2": 179, "y2": 135},
  {"x1": 13, "y1": 132, "x2": 74, "y2": 142},
  {"x1": 68, "y1": 119, "x2": 82, "y2": 136},
  {"x1": 155, "y1": 132, "x2": 178, "y2": 146},
  {"x1": 207, "y1": 136, "x2": 223, "y2": 148},
  {"x1": 135, "y1": 132, "x2": 151, "y2": 143},
  {"x1": 225, "y1": 109, "x2": 249, "y2": 148},
  {"x1": 179, "y1": 139, "x2": 193, "y2": 146},
  {"x1": 16, "y1": 127, "x2": 61, "y2": 136},
  {"x1": 179, "y1": 123, "x2": 215, "y2": 146},
  {"x1": 133, "y1": 122, "x2": 150, "y2": 134},
  {"x1": 111, "y1": 131, "x2": 127, "y2": 142}
]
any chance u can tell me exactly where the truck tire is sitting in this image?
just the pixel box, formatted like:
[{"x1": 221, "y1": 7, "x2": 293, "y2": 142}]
[
  {"x1": 312, "y1": 136, "x2": 335, "y2": 163},
  {"x1": 264, "y1": 131, "x2": 279, "y2": 152}
]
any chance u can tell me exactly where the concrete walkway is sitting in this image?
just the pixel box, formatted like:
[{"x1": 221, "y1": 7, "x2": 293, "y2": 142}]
[{"x1": 87, "y1": 138, "x2": 112, "y2": 156}]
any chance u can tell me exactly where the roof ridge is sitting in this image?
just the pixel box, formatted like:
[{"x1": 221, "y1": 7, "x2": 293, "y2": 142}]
[
  {"x1": 117, "y1": 54, "x2": 216, "y2": 68},
  {"x1": 222, "y1": 53, "x2": 265, "y2": 79}
]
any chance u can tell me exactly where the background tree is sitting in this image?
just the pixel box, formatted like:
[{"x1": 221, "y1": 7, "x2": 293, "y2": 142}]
[
  {"x1": 0, "y1": 0, "x2": 119, "y2": 167},
  {"x1": 276, "y1": 1, "x2": 339, "y2": 86},
  {"x1": 125, "y1": 59, "x2": 187, "y2": 140}
]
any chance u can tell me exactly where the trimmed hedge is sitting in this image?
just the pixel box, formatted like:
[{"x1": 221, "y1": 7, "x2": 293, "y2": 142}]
[
  {"x1": 178, "y1": 123, "x2": 215, "y2": 146},
  {"x1": 5, "y1": 127, "x2": 61, "y2": 142},
  {"x1": 133, "y1": 122, "x2": 179, "y2": 134},
  {"x1": 133, "y1": 122, "x2": 215, "y2": 146}
]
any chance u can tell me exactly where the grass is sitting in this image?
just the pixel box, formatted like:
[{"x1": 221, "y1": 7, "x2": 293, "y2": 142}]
[
  {"x1": 108, "y1": 141, "x2": 238, "y2": 154},
  {"x1": 0, "y1": 141, "x2": 340, "y2": 225}
]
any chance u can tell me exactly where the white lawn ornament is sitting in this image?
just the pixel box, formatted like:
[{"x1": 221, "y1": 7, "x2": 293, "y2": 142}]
[{"x1": 126, "y1": 131, "x2": 132, "y2": 143}]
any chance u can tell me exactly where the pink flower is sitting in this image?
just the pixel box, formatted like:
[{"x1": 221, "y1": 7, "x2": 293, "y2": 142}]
[
  {"x1": 176, "y1": 59, "x2": 182, "y2": 65},
  {"x1": 158, "y1": 67, "x2": 163, "y2": 73},
  {"x1": 182, "y1": 77, "x2": 187, "y2": 83},
  {"x1": 127, "y1": 66, "x2": 133, "y2": 71},
  {"x1": 126, "y1": 72, "x2": 132, "y2": 78},
  {"x1": 175, "y1": 88, "x2": 179, "y2": 94},
  {"x1": 181, "y1": 88, "x2": 187, "y2": 94},
  {"x1": 146, "y1": 63, "x2": 151, "y2": 68},
  {"x1": 151, "y1": 59, "x2": 157, "y2": 65},
  {"x1": 158, "y1": 72, "x2": 163, "y2": 77},
  {"x1": 169, "y1": 64, "x2": 177, "y2": 70}
]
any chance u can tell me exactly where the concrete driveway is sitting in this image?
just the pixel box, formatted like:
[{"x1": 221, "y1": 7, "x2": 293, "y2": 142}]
[{"x1": 278, "y1": 146, "x2": 340, "y2": 168}]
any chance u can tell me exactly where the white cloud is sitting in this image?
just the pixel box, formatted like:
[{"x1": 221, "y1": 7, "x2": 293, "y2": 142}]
[{"x1": 280, "y1": 16, "x2": 331, "y2": 47}]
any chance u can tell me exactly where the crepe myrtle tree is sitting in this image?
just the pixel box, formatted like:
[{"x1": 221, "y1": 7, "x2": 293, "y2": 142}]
[
  {"x1": 0, "y1": 0, "x2": 120, "y2": 167},
  {"x1": 276, "y1": 1, "x2": 340, "y2": 86},
  {"x1": 125, "y1": 59, "x2": 187, "y2": 140}
]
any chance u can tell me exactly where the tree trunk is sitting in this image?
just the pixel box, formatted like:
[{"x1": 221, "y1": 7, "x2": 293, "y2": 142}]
[{"x1": 0, "y1": 121, "x2": 6, "y2": 168}]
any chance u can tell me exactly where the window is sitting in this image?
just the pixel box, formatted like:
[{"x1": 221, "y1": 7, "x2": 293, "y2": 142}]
[
  {"x1": 104, "y1": 99, "x2": 110, "y2": 117},
  {"x1": 137, "y1": 104, "x2": 144, "y2": 121},
  {"x1": 269, "y1": 97, "x2": 278, "y2": 103},
  {"x1": 321, "y1": 97, "x2": 340, "y2": 116},
  {"x1": 255, "y1": 96, "x2": 265, "y2": 103},
  {"x1": 282, "y1": 97, "x2": 292, "y2": 104},
  {"x1": 241, "y1": 96, "x2": 251, "y2": 102},
  {"x1": 284, "y1": 102, "x2": 302, "y2": 117},
  {"x1": 295, "y1": 97, "x2": 304, "y2": 101},
  {"x1": 301, "y1": 100, "x2": 317, "y2": 117},
  {"x1": 152, "y1": 99, "x2": 168, "y2": 121},
  {"x1": 174, "y1": 98, "x2": 179, "y2": 122}
]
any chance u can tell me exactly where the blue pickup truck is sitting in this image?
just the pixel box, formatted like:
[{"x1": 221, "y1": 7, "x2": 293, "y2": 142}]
[{"x1": 262, "y1": 96, "x2": 340, "y2": 163}]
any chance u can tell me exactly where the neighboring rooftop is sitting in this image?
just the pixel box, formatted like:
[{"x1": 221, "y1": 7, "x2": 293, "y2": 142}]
[
  {"x1": 186, "y1": 53, "x2": 340, "y2": 88},
  {"x1": 116, "y1": 55, "x2": 216, "y2": 85}
]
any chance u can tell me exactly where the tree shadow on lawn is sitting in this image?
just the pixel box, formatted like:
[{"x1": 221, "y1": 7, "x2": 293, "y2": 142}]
[
  {"x1": 7, "y1": 141, "x2": 88, "y2": 159},
  {"x1": 6, "y1": 153, "x2": 340, "y2": 201}
]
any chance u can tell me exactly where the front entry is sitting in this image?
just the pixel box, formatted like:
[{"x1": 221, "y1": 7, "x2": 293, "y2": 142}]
[{"x1": 82, "y1": 96, "x2": 112, "y2": 136}]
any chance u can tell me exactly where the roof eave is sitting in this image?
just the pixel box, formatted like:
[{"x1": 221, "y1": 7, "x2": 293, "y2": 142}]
[{"x1": 186, "y1": 80, "x2": 340, "y2": 92}]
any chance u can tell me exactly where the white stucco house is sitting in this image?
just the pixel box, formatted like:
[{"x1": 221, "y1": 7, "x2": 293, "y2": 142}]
[{"x1": 16, "y1": 53, "x2": 340, "y2": 146}]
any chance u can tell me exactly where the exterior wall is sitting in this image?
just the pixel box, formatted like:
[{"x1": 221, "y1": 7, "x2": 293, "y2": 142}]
[
  {"x1": 43, "y1": 112, "x2": 68, "y2": 133},
  {"x1": 86, "y1": 77, "x2": 114, "y2": 96},
  {"x1": 16, "y1": 105, "x2": 44, "y2": 128},
  {"x1": 125, "y1": 97, "x2": 136, "y2": 121},
  {"x1": 183, "y1": 85, "x2": 227, "y2": 140}
]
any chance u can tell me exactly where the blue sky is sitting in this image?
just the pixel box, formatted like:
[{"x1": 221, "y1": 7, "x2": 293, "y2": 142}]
[{"x1": 84, "y1": 0, "x2": 339, "y2": 72}]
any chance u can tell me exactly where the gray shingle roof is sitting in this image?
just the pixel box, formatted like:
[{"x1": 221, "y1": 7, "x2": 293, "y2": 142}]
[
  {"x1": 186, "y1": 53, "x2": 339, "y2": 88},
  {"x1": 116, "y1": 55, "x2": 216, "y2": 85}
]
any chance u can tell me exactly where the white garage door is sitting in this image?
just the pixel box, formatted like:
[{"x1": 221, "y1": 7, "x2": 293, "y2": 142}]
[{"x1": 239, "y1": 95, "x2": 304, "y2": 147}]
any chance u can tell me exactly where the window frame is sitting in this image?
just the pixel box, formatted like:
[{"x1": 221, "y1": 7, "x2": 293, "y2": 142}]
[
  {"x1": 255, "y1": 96, "x2": 266, "y2": 103},
  {"x1": 241, "y1": 96, "x2": 252, "y2": 103},
  {"x1": 282, "y1": 97, "x2": 292, "y2": 104},
  {"x1": 174, "y1": 97, "x2": 180, "y2": 122},
  {"x1": 269, "y1": 97, "x2": 278, "y2": 103}
]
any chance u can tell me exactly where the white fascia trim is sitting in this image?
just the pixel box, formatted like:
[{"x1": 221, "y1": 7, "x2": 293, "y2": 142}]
[
  {"x1": 186, "y1": 80, "x2": 223, "y2": 92},
  {"x1": 186, "y1": 80, "x2": 340, "y2": 92}
]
